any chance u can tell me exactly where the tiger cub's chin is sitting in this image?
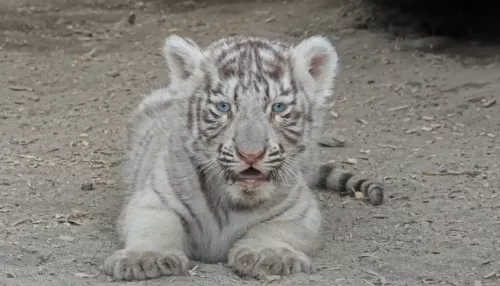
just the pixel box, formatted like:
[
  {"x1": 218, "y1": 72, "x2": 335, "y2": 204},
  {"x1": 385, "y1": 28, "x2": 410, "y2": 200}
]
[{"x1": 225, "y1": 180, "x2": 277, "y2": 210}]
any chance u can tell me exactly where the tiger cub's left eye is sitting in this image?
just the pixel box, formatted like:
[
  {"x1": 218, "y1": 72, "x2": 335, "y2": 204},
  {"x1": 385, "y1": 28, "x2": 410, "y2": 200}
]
[
  {"x1": 272, "y1": 103, "x2": 287, "y2": 113},
  {"x1": 216, "y1": 102, "x2": 231, "y2": 113}
]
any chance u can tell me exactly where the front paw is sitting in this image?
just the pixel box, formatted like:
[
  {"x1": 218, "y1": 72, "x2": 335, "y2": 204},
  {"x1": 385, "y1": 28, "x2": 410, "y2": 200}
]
[
  {"x1": 228, "y1": 247, "x2": 313, "y2": 278},
  {"x1": 104, "y1": 249, "x2": 189, "y2": 281}
]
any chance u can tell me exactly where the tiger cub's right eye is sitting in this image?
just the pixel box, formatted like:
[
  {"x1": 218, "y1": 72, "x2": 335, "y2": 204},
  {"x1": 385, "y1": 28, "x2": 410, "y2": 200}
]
[
  {"x1": 216, "y1": 102, "x2": 231, "y2": 113},
  {"x1": 272, "y1": 103, "x2": 287, "y2": 113}
]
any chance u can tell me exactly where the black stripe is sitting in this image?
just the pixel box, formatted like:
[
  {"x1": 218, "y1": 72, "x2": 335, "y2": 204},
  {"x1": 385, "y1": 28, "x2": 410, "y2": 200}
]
[
  {"x1": 351, "y1": 178, "x2": 367, "y2": 193},
  {"x1": 255, "y1": 83, "x2": 260, "y2": 93},
  {"x1": 150, "y1": 173, "x2": 191, "y2": 236},
  {"x1": 361, "y1": 181, "x2": 374, "y2": 196},
  {"x1": 277, "y1": 128, "x2": 299, "y2": 145},
  {"x1": 187, "y1": 96, "x2": 195, "y2": 131},
  {"x1": 184, "y1": 146, "x2": 223, "y2": 229},
  {"x1": 259, "y1": 187, "x2": 301, "y2": 223},
  {"x1": 205, "y1": 125, "x2": 222, "y2": 132},
  {"x1": 294, "y1": 144, "x2": 306, "y2": 154},
  {"x1": 206, "y1": 123, "x2": 230, "y2": 142},
  {"x1": 233, "y1": 82, "x2": 239, "y2": 101},
  {"x1": 221, "y1": 151, "x2": 234, "y2": 157},
  {"x1": 296, "y1": 88, "x2": 310, "y2": 142},
  {"x1": 266, "y1": 158, "x2": 282, "y2": 164},
  {"x1": 130, "y1": 128, "x2": 158, "y2": 192},
  {"x1": 237, "y1": 48, "x2": 246, "y2": 78},
  {"x1": 162, "y1": 156, "x2": 203, "y2": 232},
  {"x1": 206, "y1": 95, "x2": 216, "y2": 104},
  {"x1": 218, "y1": 158, "x2": 236, "y2": 164},
  {"x1": 203, "y1": 118, "x2": 216, "y2": 124},
  {"x1": 278, "y1": 144, "x2": 284, "y2": 153},
  {"x1": 215, "y1": 48, "x2": 229, "y2": 64},
  {"x1": 208, "y1": 109, "x2": 220, "y2": 118},
  {"x1": 296, "y1": 200, "x2": 311, "y2": 219},
  {"x1": 264, "y1": 80, "x2": 270, "y2": 99},
  {"x1": 268, "y1": 150, "x2": 280, "y2": 157},
  {"x1": 283, "y1": 127, "x2": 301, "y2": 137},
  {"x1": 338, "y1": 172, "x2": 354, "y2": 193}
]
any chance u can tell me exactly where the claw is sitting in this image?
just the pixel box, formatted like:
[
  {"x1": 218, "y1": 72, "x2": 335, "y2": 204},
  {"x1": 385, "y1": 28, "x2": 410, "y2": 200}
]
[{"x1": 104, "y1": 249, "x2": 189, "y2": 281}]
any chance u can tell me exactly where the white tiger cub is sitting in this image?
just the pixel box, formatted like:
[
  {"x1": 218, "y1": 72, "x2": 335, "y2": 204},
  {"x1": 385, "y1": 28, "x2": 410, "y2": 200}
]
[{"x1": 104, "y1": 35, "x2": 384, "y2": 281}]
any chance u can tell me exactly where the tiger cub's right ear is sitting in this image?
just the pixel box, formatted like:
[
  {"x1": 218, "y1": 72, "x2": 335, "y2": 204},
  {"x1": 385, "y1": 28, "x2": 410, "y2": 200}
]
[{"x1": 163, "y1": 35, "x2": 203, "y2": 82}]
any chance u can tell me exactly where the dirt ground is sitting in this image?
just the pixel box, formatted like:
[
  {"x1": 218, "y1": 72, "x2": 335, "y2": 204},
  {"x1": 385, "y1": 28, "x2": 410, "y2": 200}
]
[{"x1": 1, "y1": 0, "x2": 499, "y2": 285}]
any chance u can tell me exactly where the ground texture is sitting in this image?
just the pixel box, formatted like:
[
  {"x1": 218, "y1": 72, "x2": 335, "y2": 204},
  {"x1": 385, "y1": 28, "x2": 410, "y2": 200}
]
[{"x1": 1, "y1": 0, "x2": 499, "y2": 285}]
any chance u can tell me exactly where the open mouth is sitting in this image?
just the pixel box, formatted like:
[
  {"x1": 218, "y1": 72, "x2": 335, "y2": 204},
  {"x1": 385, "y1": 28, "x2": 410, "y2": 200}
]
[{"x1": 235, "y1": 167, "x2": 268, "y2": 185}]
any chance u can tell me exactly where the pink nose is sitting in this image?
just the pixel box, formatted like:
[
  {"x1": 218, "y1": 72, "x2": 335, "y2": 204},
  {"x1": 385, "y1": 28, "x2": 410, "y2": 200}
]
[{"x1": 236, "y1": 149, "x2": 266, "y2": 165}]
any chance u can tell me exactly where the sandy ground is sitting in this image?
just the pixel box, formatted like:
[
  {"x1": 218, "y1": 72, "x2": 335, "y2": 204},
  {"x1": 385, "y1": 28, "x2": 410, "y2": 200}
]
[{"x1": 1, "y1": 0, "x2": 499, "y2": 285}]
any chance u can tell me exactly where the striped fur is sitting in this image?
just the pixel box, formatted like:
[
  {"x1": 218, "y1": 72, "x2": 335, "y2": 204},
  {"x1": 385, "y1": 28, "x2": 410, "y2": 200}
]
[
  {"x1": 104, "y1": 35, "x2": 383, "y2": 281},
  {"x1": 317, "y1": 162, "x2": 384, "y2": 206}
]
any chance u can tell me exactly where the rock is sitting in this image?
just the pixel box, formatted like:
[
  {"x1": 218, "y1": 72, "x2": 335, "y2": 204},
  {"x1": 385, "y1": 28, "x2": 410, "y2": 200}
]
[
  {"x1": 105, "y1": 70, "x2": 120, "y2": 77},
  {"x1": 318, "y1": 134, "x2": 346, "y2": 147},
  {"x1": 127, "y1": 12, "x2": 136, "y2": 25},
  {"x1": 80, "y1": 182, "x2": 94, "y2": 191},
  {"x1": 482, "y1": 99, "x2": 496, "y2": 108},
  {"x1": 59, "y1": 235, "x2": 75, "y2": 242},
  {"x1": 134, "y1": 2, "x2": 145, "y2": 10}
]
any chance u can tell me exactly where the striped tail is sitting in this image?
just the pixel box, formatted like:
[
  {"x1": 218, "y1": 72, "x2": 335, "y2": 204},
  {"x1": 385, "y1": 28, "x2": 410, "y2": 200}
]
[{"x1": 317, "y1": 163, "x2": 384, "y2": 206}]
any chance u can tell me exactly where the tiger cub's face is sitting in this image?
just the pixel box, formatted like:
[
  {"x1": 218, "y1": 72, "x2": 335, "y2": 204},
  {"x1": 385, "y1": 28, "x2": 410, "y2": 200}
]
[{"x1": 164, "y1": 35, "x2": 338, "y2": 209}]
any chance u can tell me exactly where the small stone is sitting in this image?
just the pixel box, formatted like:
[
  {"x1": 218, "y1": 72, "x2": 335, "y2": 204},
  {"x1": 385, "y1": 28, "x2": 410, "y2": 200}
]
[
  {"x1": 127, "y1": 12, "x2": 136, "y2": 25},
  {"x1": 59, "y1": 235, "x2": 75, "y2": 242},
  {"x1": 134, "y1": 1, "x2": 145, "y2": 9},
  {"x1": 82, "y1": 48, "x2": 97, "y2": 60},
  {"x1": 482, "y1": 99, "x2": 496, "y2": 108},
  {"x1": 355, "y1": 191, "x2": 364, "y2": 199},
  {"x1": 264, "y1": 16, "x2": 276, "y2": 23},
  {"x1": 81, "y1": 182, "x2": 94, "y2": 191},
  {"x1": 106, "y1": 70, "x2": 120, "y2": 77},
  {"x1": 421, "y1": 126, "x2": 433, "y2": 132},
  {"x1": 287, "y1": 29, "x2": 303, "y2": 38},
  {"x1": 318, "y1": 134, "x2": 345, "y2": 147},
  {"x1": 387, "y1": 105, "x2": 410, "y2": 112},
  {"x1": 28, "y1": 95, "x2": 40, "y2": 102},
  {"x1": 356, "y1": 118, "x2": 368, "y2": 125},
  {"x1": 483, "y1": 271, "x2": 498, "y2": 279},
  {"x1": 467, "y1": 96, "x2": 483, "y2": 103},
  {"x1": 9, "y1": 85, "x2": 33, "y2": 91},
  {"x1": 405, "y1": 128, "x2": 419, "y2": 134},
  {"x1": 74, "y1": 272, "x2": 97, "y2": 278},
  {"x1": 343, "y1": 158, "x2": 358, "y2": 165},
  {"x1": 485, "y1": 133, "x2": 496, "y2": 138}
]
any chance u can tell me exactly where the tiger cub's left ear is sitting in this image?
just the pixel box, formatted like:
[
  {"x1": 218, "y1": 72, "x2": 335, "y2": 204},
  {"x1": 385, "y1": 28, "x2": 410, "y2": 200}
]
[
  {"x1": 163, "y1": 35, "x2": 204, "y2": 82},
  {"x1": 291, "y1": 36, "x2": 339, "y2": 99},
  {"x1": 163, "y1": 35, "x2": 219, "y2": 89}
]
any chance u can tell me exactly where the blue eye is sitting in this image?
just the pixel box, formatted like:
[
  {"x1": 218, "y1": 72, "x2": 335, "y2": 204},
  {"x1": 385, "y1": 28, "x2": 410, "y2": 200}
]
[
  {"x1": 272, "y1": 103, "x2": 287, "y2": 113},
  {"x1": 216, "y1": 102, "x2": 231, "y2": 113}
]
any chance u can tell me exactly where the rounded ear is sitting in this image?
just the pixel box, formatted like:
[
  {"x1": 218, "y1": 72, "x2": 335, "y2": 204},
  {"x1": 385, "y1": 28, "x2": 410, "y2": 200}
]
[
  {"x1": 291, "y1": 36, "x2": 338, "y2": 95},
  {"x1": 163, "y1": 35, "x2": 203, "y2": 81}
]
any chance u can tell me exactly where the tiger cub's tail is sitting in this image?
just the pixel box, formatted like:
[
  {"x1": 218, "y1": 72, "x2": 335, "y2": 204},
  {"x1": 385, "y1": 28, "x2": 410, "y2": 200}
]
[{"x1": 317, "y1": 163, "x2": 384, "y2": 206}]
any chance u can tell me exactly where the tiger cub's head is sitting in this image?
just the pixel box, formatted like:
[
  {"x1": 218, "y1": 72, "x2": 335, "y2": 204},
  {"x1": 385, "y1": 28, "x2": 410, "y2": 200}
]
[{"x1": 164, "y1": 35, "x2": 338, "y2": 209}]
